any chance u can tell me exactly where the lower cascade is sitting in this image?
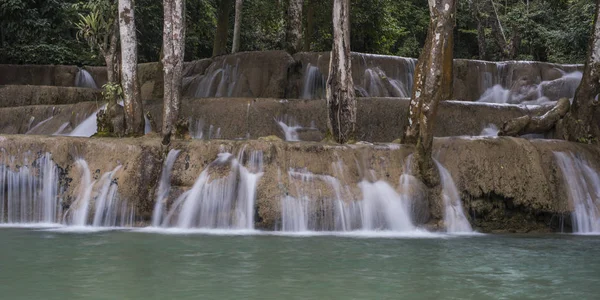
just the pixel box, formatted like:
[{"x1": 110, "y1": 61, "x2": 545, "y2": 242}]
[
  {"x1": 0, "y1": 152, "x2": 61, "y2": 224},
  {"x1": 62, "y1": 160, "x2": 135, "y2": 227},
  {"x1": 554, "y1": 152, "x2": 600, "y2": 233},
  {"x1": 152, "y1": 149, "x2": 182, "y2": 227},
  {"x1": 279, "y1": 165, "x2": 415, "y2": 232},
  {"x1": 0, "y1": 151, "x2": 135, "y2": 227},
  {"x1": 435, "y1": 160, "x2": 473, "y2": 233},
  {"x1": 158, "y1": 148, "x2": 263, "y2": 229}
]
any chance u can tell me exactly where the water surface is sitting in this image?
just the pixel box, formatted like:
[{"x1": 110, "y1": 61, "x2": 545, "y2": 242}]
[{"x1": 0, "y1": 228, "x2": 599, "y2": 299}]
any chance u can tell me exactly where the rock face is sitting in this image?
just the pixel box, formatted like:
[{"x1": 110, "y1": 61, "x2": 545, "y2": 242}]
[
  {"x1": 0, "y1": 97, "x2": 553, "y2": 139},
  {"x1": 0, "y1": 135, "x2": 596, "y2": 233},
  {"x1": 182, "y1": 51, "x2": 294, "y2": 98},
  {"x1": 0, "y1": 51, "x2": 583, "y2": 102},
  {"x1": 0, "y1": 85, "x2": 101, "y2": 108},
  {"x1": 0, "y1": 102, "x2": 99, "y2": 135}
]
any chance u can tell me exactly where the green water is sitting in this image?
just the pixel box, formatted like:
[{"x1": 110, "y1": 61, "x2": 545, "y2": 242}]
[{"x1": 0, "y1": 228, "x2": 599, "y2": 300}]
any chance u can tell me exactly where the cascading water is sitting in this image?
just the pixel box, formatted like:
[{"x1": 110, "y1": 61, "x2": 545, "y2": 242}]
[
  {"x1": 0, "y1": 152, "x2": 61, "y2": 224},
  {"x1": 480, "y1": 124, "x2": 499, "y2": 136},
  {"x1": 477, "y1": 71, "x2": 582, "y2": 105},
  {"x1": 26, "y1": 116, "x2": 54, "y2": 135},
  {"x1": 64, "y1": 160, "x2": 135, "y2": 227},
  {"x1": 434, "y1": 160, "x2": 473, "y2": 233},
  {"x1": 554, "y1": 152, "x2": 600, "y2": 233},
  {"x1": 275, "y1": 115, "x2": 303, "y2": 141},
  {"x1": 75, "y1": 68, "x2": 98, "y2": 89},
  {"x1": 193, "y1": 61, "x2": 241, "y2": 98},
  {"x1": 69, "y1": 104, "x2": 106, "y2": 137},
  {"x1": 92, "y1": 165, "x2": 125, "y2": 227},
  {"x1": 152, "y1": 149, "x2": 182, "y2": 227},
  {"x1": 361, "y1": 67, "x2": 410, "y2": 98},
  {"x1": 159, "y1": 148, "x2": 263, "y2": 229},
  {"x1": 300, "y1": 63, "x2": 325, "y2": 99},
  {"x1": 66, "y1": 160, "x2": 94, "y2": 226},
  {"x1": 279, "y1": 164, "x2": 415, "y2": 232},
  {"x1": 299, "y1": 55, "x2": 416, "y2": 99}
]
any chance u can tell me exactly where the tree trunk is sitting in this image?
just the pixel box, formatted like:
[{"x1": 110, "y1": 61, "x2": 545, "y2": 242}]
[
  {"x1": 231, "y1": 0, "x2": 243, "y2": 53},
  {"x1": 326, "y1": 0, "x2": 355, "y2": 144},
  {"x1": 162, "y1": 0, "x2": 186, "y2": 145},
  {"x1": 106, "y1": 18, "x2": 120, "y2": 85},
  {"x1": 475, "y1": 15, "x2": 486, "y2": 60},
  {"x1": 303, "y1": 0, "x2": 314, "y2": 52},
  {"x1": 499, "y1": 98, "x2": 570, "y2": 136},
  {"x1": 402, "y1": 0, "x2": 456, "y2": 186},
  {"x1": 286, "y1": 0, "x2": 304, "y2": 54},
  {"x1": 213, "y1": 0, "x2": 232, "y2": 57},
  {"x1": 118, "y1": 0, "x2": 144, "y2": 136},
  {"x1": 561, "y1": 0, "x2": 600, "y2": 142}
]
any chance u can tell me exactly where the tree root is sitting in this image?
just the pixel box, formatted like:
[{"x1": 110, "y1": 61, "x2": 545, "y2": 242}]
[{"x1": 499, "y1": 98, "x2": 571, "y2": 136}]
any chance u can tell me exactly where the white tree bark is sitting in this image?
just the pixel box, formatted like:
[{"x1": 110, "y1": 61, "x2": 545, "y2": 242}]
[
  {"x1": 118, "y1": 0, "x2": 144, "y2": 135},
  {"x1": 326, "y1": 0, "x2": 355, "y2": 143},
  {"x1": 162, "y1": 0, "x2": 186, "y2": 144},
  {"x1": 232, "y1": 0, "x2": 243, "y2": 53},
  {"x1": 286, "y1": 0, "x2": 304, "y2": 54}
]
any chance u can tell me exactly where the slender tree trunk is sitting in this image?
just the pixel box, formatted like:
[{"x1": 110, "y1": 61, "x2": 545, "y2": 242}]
[
  {"x1": 403, "y1": 0, "x2": 456, "y2": 186},
  {"x1": 105, "y1": 18, "x2": 120, "y2": 85},
  {"x1": 232, "y1": 0, "x2": 243, "y2": 53},
  {"x1": 286, "y1": 0, "x2": 304, "y2": 54},
  {"x1": 326, "y1": 0, "x2": 355, "y2": 144},
  {"x1": 561, "y1": 0, "x2": 600, "y2": 142},
  {"x1": 303, "y1": 0, "x2": 314, "y2": 52},
  {"x1": 118, "y1": 0, "x2": 144, "y2": 136},
  {"x1": 162, "y1": 0, "x2": 186, "y2": 145},
  {"x1": 213, "y1": 0, "x2": 232, "y2": 57}
]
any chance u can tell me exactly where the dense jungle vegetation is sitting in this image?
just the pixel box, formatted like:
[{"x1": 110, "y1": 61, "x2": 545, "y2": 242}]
[{"x1": 0, "y1": 0, "x2": 594, "y2": 65}]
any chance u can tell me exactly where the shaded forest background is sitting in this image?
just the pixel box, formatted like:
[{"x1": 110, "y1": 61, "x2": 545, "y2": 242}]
[{"x1": 0, "y1": 0, "x2": 594, "y2": 65}]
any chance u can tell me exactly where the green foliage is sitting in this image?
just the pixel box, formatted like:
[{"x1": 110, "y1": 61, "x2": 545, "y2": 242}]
[
  {"x1": 0, "y1": 0, "x2": 595, "y2": 65},
  {"x1": 0, "y1": 0, "x2": 93, "y2": 64},
  {"x1": 101, "y1": 82, "x2": 123, "y2": 103},
  {"x1": 72, "y1": 0, "x2": 118, "y2": 62},
  {"x1": 456, "y1": 0, "x2": 594, "y2": 63}
]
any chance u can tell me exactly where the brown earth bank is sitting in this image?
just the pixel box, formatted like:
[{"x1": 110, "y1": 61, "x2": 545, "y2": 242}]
[
  {"x1": 0, "y1": 98, "x2": 553, "y2": 141},
  {"x1": 0, "y1": 51, "x2": 583, "y2": 101},
  {"x1": 1, "y1": 135, "x2": 597, "y2": 233}
]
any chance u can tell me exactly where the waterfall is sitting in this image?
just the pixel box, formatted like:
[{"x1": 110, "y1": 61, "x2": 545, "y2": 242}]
[
  {"x1": 67, "y1": 160, "x2": 95, "y2": 226},
  {"x1": 554, "y1": 152, "x2": 600, "y2": 233},
  {"x1": 75, "y1": 68, "x2": 98, "y2": 89},
  {"x1": 434, "y1": 160, "x2": 473, "y2": 233},
  {"x1": 69, "y1": 104, "x2": 106, "y2": 137},
  {"x1": 361, "y1": 67, "x2": 410, "y2": 98},
  {"x1": 359, "y1": 181, "x2": 415, "y2": 231},
  {"x1": 0, "y1": 152, "x2": 61, "y2": 224},
  {"x1": 477, "y1": 71, "x2": 582, "y2": 104},
  {"x1": 300, "y1": 63, "x2": 325, "y2": 99},
  {"x1": 160, "y1": 148, "x2": 263, "y2": 229},
  {"x1": 152, "y1": 149, "x2": 182, "y2": 227},
  {"x1": 193, "y1": 61, "x2": 240, "y2": 98},
  {"x1": 275, "y1": 115, "x2": 303, "y2": 141},
  {"x1": 92, "y1": 166, "x2": 122, "y2": 227},
  {"x1": 480, "y1": 124, "x2": 499, "y2": 136},
  {"x1": 65, "y1": 160, "x2": 135, "y2": 227},
  {"x1": 26, "y1": 116, "x2": 54, "y2": 135},
  {"x1": 279, "y1": 166, "x2": 414, "y2": 232}
]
